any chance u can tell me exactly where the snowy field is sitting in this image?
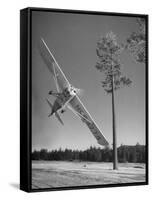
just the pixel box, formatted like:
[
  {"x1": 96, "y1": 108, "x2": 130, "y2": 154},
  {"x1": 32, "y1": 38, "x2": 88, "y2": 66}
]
[{"x1": 32, "y1": 161, "x2": 145, "y2": 189}]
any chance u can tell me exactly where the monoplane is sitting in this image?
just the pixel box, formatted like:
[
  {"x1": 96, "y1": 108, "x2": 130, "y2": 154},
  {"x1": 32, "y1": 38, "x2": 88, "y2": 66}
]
[{"x1": 39, "y1": 38, "x2": 109, "y2": 146}]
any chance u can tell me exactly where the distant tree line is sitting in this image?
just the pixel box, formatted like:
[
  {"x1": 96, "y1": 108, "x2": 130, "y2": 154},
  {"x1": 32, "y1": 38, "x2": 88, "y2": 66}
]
[{"x1": 32, "y1": 143, "x2": 145, "y2": 163}]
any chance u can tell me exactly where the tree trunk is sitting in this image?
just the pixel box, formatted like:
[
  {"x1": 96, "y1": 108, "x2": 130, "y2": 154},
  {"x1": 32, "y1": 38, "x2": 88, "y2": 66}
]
[{"x1": 112, "y1": 76, "x2": 118, "y2": 170}]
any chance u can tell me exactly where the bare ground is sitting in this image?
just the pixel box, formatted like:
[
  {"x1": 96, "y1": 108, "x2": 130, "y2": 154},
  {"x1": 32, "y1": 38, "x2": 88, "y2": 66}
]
[{"x1": 32, "y1": 161, "x2": 145, "y2": 189}]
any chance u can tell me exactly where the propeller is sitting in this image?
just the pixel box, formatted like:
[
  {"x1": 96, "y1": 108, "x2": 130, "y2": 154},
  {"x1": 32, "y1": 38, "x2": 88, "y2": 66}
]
[
  {"x1": 75, "y1": 88, "x2": 84, "y2": 96},
  {"x1": 68, "y1": 84, "x2": 84, "y2": 97}
]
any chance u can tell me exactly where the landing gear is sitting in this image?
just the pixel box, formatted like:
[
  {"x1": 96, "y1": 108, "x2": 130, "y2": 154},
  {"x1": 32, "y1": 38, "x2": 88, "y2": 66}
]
[{"x1": 48, "y1": 90, "x2": 60, "y2": 98}]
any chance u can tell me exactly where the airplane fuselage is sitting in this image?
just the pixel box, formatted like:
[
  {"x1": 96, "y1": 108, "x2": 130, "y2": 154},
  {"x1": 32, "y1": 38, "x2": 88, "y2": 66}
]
[{"x1": 51, "y1": 87, "x2": 76, "y2": 115}]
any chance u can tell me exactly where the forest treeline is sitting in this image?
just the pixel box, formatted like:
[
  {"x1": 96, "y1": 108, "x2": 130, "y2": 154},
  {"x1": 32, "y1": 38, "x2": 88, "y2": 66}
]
[{"x1": 32, "y1": 144, "x2": 145, "y2": 163}]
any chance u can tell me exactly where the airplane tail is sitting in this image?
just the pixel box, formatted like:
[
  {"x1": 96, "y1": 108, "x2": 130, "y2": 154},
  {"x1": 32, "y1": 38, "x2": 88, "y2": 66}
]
[{"x1": 46, "y1": 99, "x2": 64, "y2": 125}]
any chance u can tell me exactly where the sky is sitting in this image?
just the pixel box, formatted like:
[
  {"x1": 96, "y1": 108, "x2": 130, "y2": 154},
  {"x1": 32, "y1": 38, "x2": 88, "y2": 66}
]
[{"x1": 32, "y1": 11, "x2": 146, "y2": 151}]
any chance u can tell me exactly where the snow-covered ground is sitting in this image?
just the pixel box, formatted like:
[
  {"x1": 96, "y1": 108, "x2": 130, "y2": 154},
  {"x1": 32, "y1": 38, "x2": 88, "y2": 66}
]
[{"x1": 32, "y1": 161, "x2": 145, "y2": 189}]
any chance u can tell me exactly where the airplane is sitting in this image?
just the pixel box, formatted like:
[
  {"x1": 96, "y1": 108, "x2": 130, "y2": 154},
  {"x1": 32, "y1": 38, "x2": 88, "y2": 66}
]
[{"x1": 39, "y1": 38, "x2": 109, "y2": 146}]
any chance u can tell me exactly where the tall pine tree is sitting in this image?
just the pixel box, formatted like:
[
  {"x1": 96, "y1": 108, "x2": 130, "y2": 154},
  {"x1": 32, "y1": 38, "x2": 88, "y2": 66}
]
[{"x1": 95, "y1": 32, "x2": 131, "y2": 169}]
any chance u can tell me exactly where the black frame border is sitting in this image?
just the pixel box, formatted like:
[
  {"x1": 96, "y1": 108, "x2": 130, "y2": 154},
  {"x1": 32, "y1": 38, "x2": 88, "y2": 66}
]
[{"x1": 20, "y1": 7, "x2": 148, "y2": 192}]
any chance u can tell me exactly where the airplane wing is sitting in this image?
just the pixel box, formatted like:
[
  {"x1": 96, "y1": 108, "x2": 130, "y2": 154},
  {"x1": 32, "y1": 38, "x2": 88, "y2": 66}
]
[
  {"x1": 39, "y1": 38, "x2": 70, "y2": 92},
  {"x1": 68, "y1": 96, "x2": 109, "y2": 146}
]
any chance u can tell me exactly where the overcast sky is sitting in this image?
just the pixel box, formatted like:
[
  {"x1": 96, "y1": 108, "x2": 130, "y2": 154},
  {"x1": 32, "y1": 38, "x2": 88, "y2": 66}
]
[{"x1": 32, "y1": 11, "x2": 145, "y2": 151}]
